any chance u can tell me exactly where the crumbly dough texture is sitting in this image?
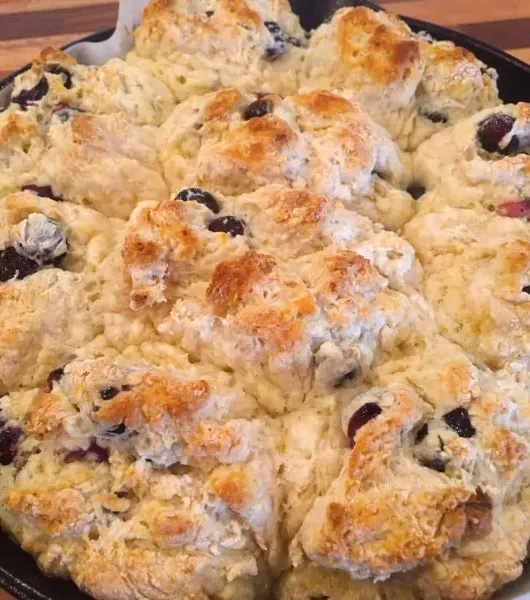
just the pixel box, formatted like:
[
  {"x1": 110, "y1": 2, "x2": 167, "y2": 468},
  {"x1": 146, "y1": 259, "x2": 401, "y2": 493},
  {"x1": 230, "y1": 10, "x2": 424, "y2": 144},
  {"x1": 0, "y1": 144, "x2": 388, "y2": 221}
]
[{"x1": 0, "y1": 3, "x2": 528, "y2": 600}]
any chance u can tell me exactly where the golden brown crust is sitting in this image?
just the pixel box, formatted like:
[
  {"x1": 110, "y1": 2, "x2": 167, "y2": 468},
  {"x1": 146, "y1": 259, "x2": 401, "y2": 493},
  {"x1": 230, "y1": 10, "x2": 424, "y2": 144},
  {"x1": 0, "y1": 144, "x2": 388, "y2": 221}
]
[
  {"x1": 323, "y1": 251, "x2": 377, "y2": 298},
  {"x1": 214, "y1": 115, "x2": 298, "y2": 172},
  {"x1": 4, "y1": 488, "x2": 88, "y2": 536},
  {"x1": 94, "y1": 374, "x2": 210, "y2": 429},
  {"x1": 271, "y1": 188, "x2": 331, "y2": 227},
  {"x1": 206, "y1": 251, "x2": 277, "y2": 315},
  {"x1": 337, "y1": 7, "x2": 420, "y2": 87},
  {"x1": 208, "y1": 465, "x2": 254, "y2": 511},
  {"x1": 293, "y1": 90, "x2": 356, "y2": 118}
]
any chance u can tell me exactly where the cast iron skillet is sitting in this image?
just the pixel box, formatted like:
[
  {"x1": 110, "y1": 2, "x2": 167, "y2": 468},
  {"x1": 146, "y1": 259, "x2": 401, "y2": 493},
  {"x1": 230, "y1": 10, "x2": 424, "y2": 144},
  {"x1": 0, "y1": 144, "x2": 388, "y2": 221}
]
[{"x1": 0, "y1": 1, "x2": 529, "y2": 599}]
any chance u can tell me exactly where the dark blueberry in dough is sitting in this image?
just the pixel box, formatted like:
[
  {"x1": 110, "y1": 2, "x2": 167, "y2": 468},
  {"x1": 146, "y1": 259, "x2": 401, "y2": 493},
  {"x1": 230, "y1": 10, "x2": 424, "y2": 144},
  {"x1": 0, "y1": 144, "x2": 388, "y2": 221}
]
[
  {"x1": 244, "y1": 98, "x2": 273, "y2": 121},
  {"x1": 99, "y1": 387, "x2": 120, "y2": 401},
  {"x1": 208, "y1": 216, "x2": 246, "y2": 237},
  {"x1": 54, "y1": 104, "x2": 85, "y2": 123},
  {"x1": 65, "y1": 438, "x2": 109, "y2": 463},
  {"x1": 419, "y1": 456, "x2": 446, "y2": 473},
  {"x1": 264, "y1": 21, "x2": 288, "y2": 60},
  {"x1": 414, "y1": 423, "x2": 429, "y2": 444},
  {"x1": 334, "y1": 368, "x2": 360, "y2": 388},
  {"x1": 0, "y1": 247, "x2": 40, "y2": 282},
  {"x1": 11, "y1": 77, "x2": 49, "y2": 110},
  {"x1": 176, "y1": 187, "x2": 220, "y2": 214},
  {"x1": 523, "y1": 286, "x2": 530, "y2": 295},
  {"x1": 407, "y1": 185, "x2": 426, "y2": 200},
  {"x1": 22, "y1": 184, "x2": 63, "y2": 202},
  {"x1": 47, "y1": 366, "x2": 65, "y2": 390},
  {"x1": 107, "y1": 423, "x2": 127, "y2": 436},
  {"x1": 477, "y1": 113, "x2": 516, "y2": 153},
  {"x1": 347, "y1": 402, "x2": 382, "y2": 447},
  {"x1": 422, "y1": 111, "x2": 448, "y2": 124},
  {"x1": 0, "y1": 425, "x2": 23, "y2": 466},
  {"x1": 46, "y1": 64, "x2": 73, "y2": 89},
  {"x1": 443, "y1": 407, "x2": 476, "y2": 438},
  {"x1": 204, "y1": 10, "x2": 214, "y2": 17}
]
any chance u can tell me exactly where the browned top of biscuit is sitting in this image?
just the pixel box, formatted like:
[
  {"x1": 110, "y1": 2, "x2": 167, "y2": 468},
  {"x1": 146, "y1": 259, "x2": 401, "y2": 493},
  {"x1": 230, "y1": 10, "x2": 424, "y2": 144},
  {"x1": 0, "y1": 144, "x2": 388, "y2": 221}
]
[{"x1": 337, "y1": 7, "x2": 421, "y2": 86}]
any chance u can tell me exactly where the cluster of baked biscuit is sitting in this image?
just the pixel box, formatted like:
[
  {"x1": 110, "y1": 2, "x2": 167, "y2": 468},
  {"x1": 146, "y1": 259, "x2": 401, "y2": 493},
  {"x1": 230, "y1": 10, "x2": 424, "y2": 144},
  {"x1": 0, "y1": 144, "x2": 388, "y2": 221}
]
[{"x1": 0, "y1": 2, "x2": 528, "y2": 600}]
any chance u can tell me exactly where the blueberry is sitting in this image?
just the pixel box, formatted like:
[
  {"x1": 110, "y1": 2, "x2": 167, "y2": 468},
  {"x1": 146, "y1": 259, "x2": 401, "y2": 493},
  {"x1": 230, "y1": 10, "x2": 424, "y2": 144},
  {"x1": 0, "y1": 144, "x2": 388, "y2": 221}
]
[
  {"x1": 419, "y1": 456, "x2": 446, "y2": 473},
  {"x1": 99, "y1": 387, "x2": 120, "y2": 401},
  {"x1": 407, "y1": 185, "x2": 426, "y2": 200},
  {"x1": 347, "y1": 402, "x2": 382, "y2": 448},
  {"x1": 523, "y1": 286, "x2": 530, "y2": 294},
  {"x1": 65, "y1": 438, "x2": 109, "y2": 463},
  {"x1": 47, "y1": 366, "x2": 65, "y2": 390},
  {"x1": 477, "y1": 113, "x2": 516, "y2": 154},
  {"x1": 46, "y1": 65, "x2": 73, "y2": 89},
  {"x1": 443, "y1": 407, "x2": 476, "y2": 438},
  {"x1": 414, "y1": 423, "x2": 429, "y2": 444},
  {"x1": 176, "y1": 187, "x2": 220, "y2": 214},
  {"x1": 208, "y1": 216, "x2": 246, "y2": 237},
  {"x1": 264, "y1": 21, "x2": 288, "y2": 60},
  {"x1": 422, "y1": 111, "x2": 448, "y2": 124},
  {"x1": 22, "y1": 184, "x2": 63, "y2": 202},
  {"x1": 11, "y1": 77, "x2": 49, "y2": 110},
  {"x1": 0, "y1": 425, "x2": 23, "y2": 466},
  {"x1": 205, "y1": 10, "x2": 214, "y2": 17},
  {"x1": 244, "y1": 98, "x2": 273, "y2": 121},
  {"x1": 0, "y1": 247, "x2": 40, "y2": 282}
]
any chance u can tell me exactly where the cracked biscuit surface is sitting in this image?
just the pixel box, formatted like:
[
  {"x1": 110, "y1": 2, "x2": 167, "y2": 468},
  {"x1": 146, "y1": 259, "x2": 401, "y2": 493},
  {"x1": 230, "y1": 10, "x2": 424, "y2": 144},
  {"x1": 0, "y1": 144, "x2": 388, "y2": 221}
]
[
  {"x1": 159, "y1": 88, "x2": 413, "y2": 229},
  {"x1": 0, "y1": 2, "x2": 528, "y2": 600}
]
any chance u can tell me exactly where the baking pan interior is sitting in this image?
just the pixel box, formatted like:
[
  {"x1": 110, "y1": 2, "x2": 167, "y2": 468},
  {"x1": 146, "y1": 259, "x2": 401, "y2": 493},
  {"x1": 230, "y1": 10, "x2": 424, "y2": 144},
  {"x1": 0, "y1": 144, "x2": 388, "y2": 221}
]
[{"x1": 0, "y1": 1, "x2": 529, "y2": 599}]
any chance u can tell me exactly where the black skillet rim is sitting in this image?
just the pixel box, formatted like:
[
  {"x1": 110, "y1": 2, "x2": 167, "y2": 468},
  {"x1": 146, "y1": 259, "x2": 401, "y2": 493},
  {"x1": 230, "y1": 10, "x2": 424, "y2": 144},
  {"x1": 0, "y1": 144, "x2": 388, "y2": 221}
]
[{"x1": 0, "y1": 2, "x2": 529, "y2": 599}]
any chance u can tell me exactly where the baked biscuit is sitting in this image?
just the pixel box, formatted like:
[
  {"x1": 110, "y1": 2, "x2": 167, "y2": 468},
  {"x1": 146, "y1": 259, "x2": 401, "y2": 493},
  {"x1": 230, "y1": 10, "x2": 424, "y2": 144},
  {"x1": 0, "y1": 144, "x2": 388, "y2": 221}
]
[
  {"x1": 301, "y1": 8, "x2": 499, "y2": 149},
  {"x1": 413, "y1": 103, "x2": 530, "y2": 215},
  {"x1": 405, "y1": 207, "x2": 530, "y2": 370},
  {"x1": 0, "y1": 191, "x2": 122, "y2": 389},
  {"x1": 407, "y1": 36, "x2": 499, "y2": 149},
  {"x1": 0, "y1": 2, "x2": 528, "y2": 598},
  {"x1": 38, "y1": 110, "x2": 167, "y2": 218},
  {"x1": 0, "y1": 356, "x2": 278, "y2": 600},
  {"x1": 300, "y1": 7, "x2": 423, "y2": 140},
  {"x1": 128, "y1": 0, "x2": 306, "y2": 99},
  {"x1": 226, "y1": 185, "x2": 421, "y2": 288},
  {"x1": 292, "y1": 338, "x2": 529, "y2": 597},
  {"x1": 9, "y1": 47, "x2": 175, "y2": 126},
  {"x1": 159, "y1": 88, "x2": 413, "y2": 229},
  {"x1": 0, "y1": 107, "x2": 46, "y2": 198},
  {"x1": 120, "y1": 196, "x2": 432, "y2": 412}
]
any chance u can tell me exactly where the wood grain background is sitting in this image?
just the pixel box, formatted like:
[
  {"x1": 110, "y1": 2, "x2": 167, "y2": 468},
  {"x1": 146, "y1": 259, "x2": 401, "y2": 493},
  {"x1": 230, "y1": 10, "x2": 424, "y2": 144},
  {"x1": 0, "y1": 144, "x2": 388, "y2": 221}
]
[{"x1": 0, "y1": 0, "x2": 528, "y2": 599}]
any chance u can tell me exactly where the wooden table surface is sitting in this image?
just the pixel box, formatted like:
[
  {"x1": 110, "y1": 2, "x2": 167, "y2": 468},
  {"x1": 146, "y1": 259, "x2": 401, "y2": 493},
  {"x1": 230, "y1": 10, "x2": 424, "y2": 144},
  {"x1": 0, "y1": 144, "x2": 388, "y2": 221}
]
[{"x1": 0, "y1": 1, "x2": 528, "y2": 599}]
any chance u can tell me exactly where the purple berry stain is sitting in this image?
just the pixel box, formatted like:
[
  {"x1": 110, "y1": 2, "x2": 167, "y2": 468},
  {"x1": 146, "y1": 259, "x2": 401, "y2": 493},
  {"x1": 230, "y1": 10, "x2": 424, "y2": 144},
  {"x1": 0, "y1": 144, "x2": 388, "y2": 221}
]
[
  {"x1": 65, "y1": 438, "x2": 109, "y2": 464},
  {"x1": 347, "y1": 402, "x2": 382, "y2": 448}
]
